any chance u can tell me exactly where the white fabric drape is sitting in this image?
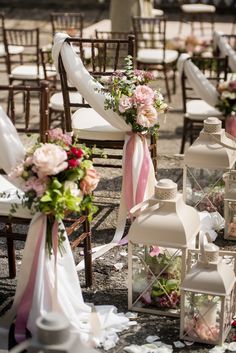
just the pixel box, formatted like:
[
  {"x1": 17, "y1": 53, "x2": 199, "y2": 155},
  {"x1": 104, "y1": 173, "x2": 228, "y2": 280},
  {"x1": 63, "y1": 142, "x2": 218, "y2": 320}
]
[
  {"x1": 177, "y1": 53, "x2": 219, "y2": 107},
  {"x1": 52, "y1": 33, "x2": 156, "y2": 268},
  {"x1": 213, "y1": 31, "x2": 236, "y2": 73},
  {"x1": 0, "y1": 106, "x2": 25, "y2": 174},
  {"x1": 0, "y1": 107, "x2": 132, "y2": 350}
]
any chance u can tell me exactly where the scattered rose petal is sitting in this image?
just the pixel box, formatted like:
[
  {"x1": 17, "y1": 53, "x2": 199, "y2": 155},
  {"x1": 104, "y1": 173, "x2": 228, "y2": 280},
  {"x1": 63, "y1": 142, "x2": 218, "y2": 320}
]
[
  {"x1": 184, "y1": 340, "x2": 194, "y2": 346},
  {"x1": 103, "y1": 339, "x2": 116, "y2": 351},
  {"x1": 120, "y1": 250, "x2": 128, "y2": 257},
  {"x1": 125, "y1": 312, "x2": 138, "y2": 319},
  {"x1": 173, "y1": 341, "x2": 185, "y2": 348},
  {"x1": 146, "y1": 335, "x2": 160, "y2": 343},
  {"x1": 228, "y1": 342, "x2": 236, "y2": 351},
  {"x1": 113, "y1": 262, "x2": 124, "y2": 271},
  {"x1": 123, "y1": 345, "x2": 144, "y2": 353},
  {"x1": 209, "y1": 344, "x2": 228, "y2": 353}
]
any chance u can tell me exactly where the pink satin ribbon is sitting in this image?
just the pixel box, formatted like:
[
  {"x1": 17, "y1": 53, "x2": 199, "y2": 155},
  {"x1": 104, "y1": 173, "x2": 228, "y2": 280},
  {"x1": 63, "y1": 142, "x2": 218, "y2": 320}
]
[
  {"x1": 124, "y1": 133, "x2": 151, "y2": 214},
  {"x1": 14, "y1": 217, "x2": 59, "y2": 342},
  {"x1": 14, "y1": 217, "x2": 46, "y2": 343}
]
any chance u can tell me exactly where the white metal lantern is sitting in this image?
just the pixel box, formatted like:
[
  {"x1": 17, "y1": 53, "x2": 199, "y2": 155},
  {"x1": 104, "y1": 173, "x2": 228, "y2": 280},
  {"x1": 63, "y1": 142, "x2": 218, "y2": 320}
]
[
  {"x1": 180, "y1": 236, "x2": 236, "y2": 345},
  {"x1": 224, "y1": 171, "x2": 236, "y2": 240},
  {"x1": 128, "y1": 179, "x2": 200, "y2": 317},
  {"x1": 183, "y1": 117, "x2": 236, "y2": 216}
]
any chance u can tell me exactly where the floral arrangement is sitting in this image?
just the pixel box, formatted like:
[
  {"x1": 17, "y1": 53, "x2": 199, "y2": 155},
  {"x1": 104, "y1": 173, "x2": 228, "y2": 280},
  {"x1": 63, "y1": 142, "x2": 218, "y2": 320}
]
[
  {"x1": 9, "y1": 128, "x2": 100, "y2": 254},
  {"x1": 133, "y1": 245, "x2": 181, "y2": 310},
  {"x1": 167, "y1": 35, "x2": 212, "y2": 57},
  {"x1": 101, "y1": 55, "x2": 168, "y2": 137},
  {"x1": 217, "y1": 79, "x2": 236, "y2": 117}
]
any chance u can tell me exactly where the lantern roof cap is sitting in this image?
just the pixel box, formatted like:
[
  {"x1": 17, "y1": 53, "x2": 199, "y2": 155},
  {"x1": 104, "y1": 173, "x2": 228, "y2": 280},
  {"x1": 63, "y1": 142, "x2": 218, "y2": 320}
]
[
  {"x1": 181, "y1": 259, "x2": 235, "y2": 295},
  {"x1": 128, "y1": 179, "x2": 200, "y2": 247},
  {"x1": 184, "y1": 117, "x2": 236, "y2": 169}
]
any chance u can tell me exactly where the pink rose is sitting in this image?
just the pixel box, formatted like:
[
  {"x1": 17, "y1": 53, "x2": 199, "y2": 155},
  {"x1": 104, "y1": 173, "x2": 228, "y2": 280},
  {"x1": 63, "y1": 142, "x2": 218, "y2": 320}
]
[
  {"x1": 80, "y1": 167, "x2": 100, "y2": 194},
  {"x1": 137, "y1": 105, "x2": 158, "y2": 128},
  {"x1": 118, "y1": 95, "x2": 133, "y2": 113},
  {"x1": 23, "y1": 176, "x2": 48, "y2": 197},
  {"x1": 133, "y1": 85, "x2": 155, "y2": 106},
  {"x1": 33, "y1": 143, "x2": 68, "y2": 177}
]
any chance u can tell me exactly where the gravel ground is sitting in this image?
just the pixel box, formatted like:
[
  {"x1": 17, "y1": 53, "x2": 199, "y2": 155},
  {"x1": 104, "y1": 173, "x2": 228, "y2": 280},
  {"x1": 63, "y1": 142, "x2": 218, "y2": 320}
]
[{"x1": 0, "y1": 6, "x2": 236, "y2": 353}]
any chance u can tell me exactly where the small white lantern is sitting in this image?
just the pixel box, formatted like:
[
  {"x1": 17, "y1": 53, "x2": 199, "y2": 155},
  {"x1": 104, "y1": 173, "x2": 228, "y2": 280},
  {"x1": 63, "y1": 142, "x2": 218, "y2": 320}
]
[
  {"x1": 180, "y1": 238, "x2": 236, "y2": 345},
  {"x1": 183, "y1": 117, "x2": 236, "y2": 215},
  {"x1": 224, "y1": 170, "x2": 236, "y2": 240},
  {"x1": 128, "y1": 179, "x2": 200, "y2": 316}
]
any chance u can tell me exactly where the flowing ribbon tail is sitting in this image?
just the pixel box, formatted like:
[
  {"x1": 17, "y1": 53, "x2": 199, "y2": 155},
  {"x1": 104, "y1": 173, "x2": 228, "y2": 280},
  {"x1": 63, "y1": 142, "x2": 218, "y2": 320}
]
[
  {"x1": 14, "y1": 217, "x2": 46, "y2": 343},
  {"x1": 52, "y1": 221, "x2": 59, "y2": 311},
  {"x1": 135, "y1": 137, "x2": 151, "y2": 205},
  {"x1": 124, "y1": 134, "x2": 135, "y2": 213}
]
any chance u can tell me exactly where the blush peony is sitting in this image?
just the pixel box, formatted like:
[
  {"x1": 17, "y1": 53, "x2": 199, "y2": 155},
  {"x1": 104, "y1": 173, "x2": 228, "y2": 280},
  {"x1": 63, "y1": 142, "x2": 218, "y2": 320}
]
[{"x1": 32, "y1": 143, "x2": 68, "y2": 177}]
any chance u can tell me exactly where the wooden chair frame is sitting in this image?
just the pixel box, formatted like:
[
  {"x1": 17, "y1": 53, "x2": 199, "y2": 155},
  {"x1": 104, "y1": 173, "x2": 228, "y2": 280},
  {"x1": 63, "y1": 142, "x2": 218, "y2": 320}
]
[
  {"x1": 180, "y1": 56, "x2": 228, "y2": 154},
  {"x1": 0, "y1": 82, "x2": 93, "y2": 287},
  {"x1": 50, "y1": 12, "x2": 84, "y2": 37},
  {"x1": 132, "y1": 16, "x2": 177, "y2": 102}
]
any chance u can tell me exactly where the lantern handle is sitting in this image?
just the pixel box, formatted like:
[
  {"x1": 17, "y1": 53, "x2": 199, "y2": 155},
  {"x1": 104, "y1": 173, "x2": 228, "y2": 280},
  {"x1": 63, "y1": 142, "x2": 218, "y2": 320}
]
[
  {"x1": 200, "y1": 232, "x2": 213, "y2": 264},
  {"x1": 130, "y1": 199, "x2": 162, "y2": 217},
  {"x1": 207, "y1": 132, "x2": 236, "y2": 151}
]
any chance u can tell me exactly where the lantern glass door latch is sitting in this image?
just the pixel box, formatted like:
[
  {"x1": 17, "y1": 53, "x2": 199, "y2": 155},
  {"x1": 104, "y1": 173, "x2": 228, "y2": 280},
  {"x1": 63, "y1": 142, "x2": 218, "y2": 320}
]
[
  {"x1": 224, "y1": 171, "x2": 236, "y2": 240},
  {"x1": 183, "y1": 117, "x2": 236, "y2": 216},
  {"x1": 128, "y1": 179, "x2": 200, "y2": 317},
  {"x1": 180, "y1": 237, "x2": 235, "y2": 346}
]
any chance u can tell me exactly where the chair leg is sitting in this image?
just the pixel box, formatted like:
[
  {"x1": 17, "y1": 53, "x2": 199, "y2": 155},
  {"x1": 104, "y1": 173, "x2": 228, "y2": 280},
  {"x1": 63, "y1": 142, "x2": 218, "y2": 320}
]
[
  {"x1": 83, "y1": 215, "x2": 92, "y2": 287},
  {"x1": 180, "y1": 117, "x2": 189, "y2": 154},
  {"x1": 7, "y1": 238, "x2": 16, "y2": 279},
  {"x1": 163, "y1": 64, "x2": 171, "y2": 103}
]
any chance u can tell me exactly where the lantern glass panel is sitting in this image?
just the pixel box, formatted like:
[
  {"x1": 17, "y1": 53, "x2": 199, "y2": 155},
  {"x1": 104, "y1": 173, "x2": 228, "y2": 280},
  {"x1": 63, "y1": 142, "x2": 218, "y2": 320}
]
[
  {"x1": 132, "y1": 243, "x2": 182, "y2": 313},
  {"x1": 183, "y1": 292, "x2": 221, "y2": 343},
  {"x1": 225, "y1": 200, "x2": 236, "y2": 239},
  {"x1": 224, "y1": 289, "x2": 235, "y2": 335},
  {"x1": 185, "y1": 167, "x2": 224, "y2": 215}
]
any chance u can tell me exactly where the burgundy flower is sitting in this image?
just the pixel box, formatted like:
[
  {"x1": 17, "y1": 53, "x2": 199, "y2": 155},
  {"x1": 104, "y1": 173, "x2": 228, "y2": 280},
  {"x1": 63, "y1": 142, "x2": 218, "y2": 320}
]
[
  {"x1": 68, "y1": 159, "x2": 78, "y2": 168},
  {"x1": 70, "y1": 147, "x2": 83, "y2": 158}
]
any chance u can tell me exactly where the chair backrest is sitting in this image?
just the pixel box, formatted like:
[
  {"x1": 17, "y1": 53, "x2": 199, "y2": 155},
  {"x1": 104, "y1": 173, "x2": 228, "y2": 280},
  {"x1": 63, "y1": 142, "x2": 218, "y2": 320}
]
[
  {"x1": 95, "y1": 30, "x2": 133, "y2": 40},
  {"x1": 132, "y1": 16, "x2": 167, "y2": 54},
  {"x1": 0, "y1": 81, "x2": 49, "y2": 142},
  {"x1": 3, "y1": 28, "x2": 40, "y2": 75},
  {"x1": 0, "y1": 12, "x2": 5, "y2": 43},
  {"x1": 40, "y1": 47, "x2": 58, "y2": 88},
  {"x1": 57, "y1": 35, "x2": 135, "y2": 132},
  {"x1": 50, "y1": 12, "x2": 84, "y2": 37},
  {"x1": 181, "y1": 56, "x2": 228, "y2": 114}
]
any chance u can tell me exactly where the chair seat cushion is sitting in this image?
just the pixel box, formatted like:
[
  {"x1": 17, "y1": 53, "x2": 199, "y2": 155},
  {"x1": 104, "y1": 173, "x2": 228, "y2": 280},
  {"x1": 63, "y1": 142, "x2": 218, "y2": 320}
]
[
  {"x1": 0, "y1": 44, "x2": 24, "y2": 57},
  {"x1": 72, "y1": 108, "x2": 126, "y2": 141},
  {"x1": 181, "y1": 4, "x2": 216, "y2": 13},
  {"x1": 11, "y1": 65, "x2": 56, "y2": 80},
  {"x1": 152, "y1": 9, "x2": 164, "y2": 16},
  {"x1": 137, "y1": 48, "x2": 179, "y2": 64},
  {"x1": 186, "y1": 100, "x2": 222, "y2": 121},
  {"x1": 0, "y1": 175, "x2": 31, "y2": 219},
  {"x1": 50, "y1": 92, "x2": 83, "y2": 111}
]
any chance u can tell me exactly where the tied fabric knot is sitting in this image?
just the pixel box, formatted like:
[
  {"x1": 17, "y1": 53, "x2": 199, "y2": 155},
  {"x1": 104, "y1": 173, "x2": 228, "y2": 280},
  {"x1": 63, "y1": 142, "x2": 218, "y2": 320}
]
[{"x1": 124, "y1": 132, "x2": 151, "y2": 216}]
